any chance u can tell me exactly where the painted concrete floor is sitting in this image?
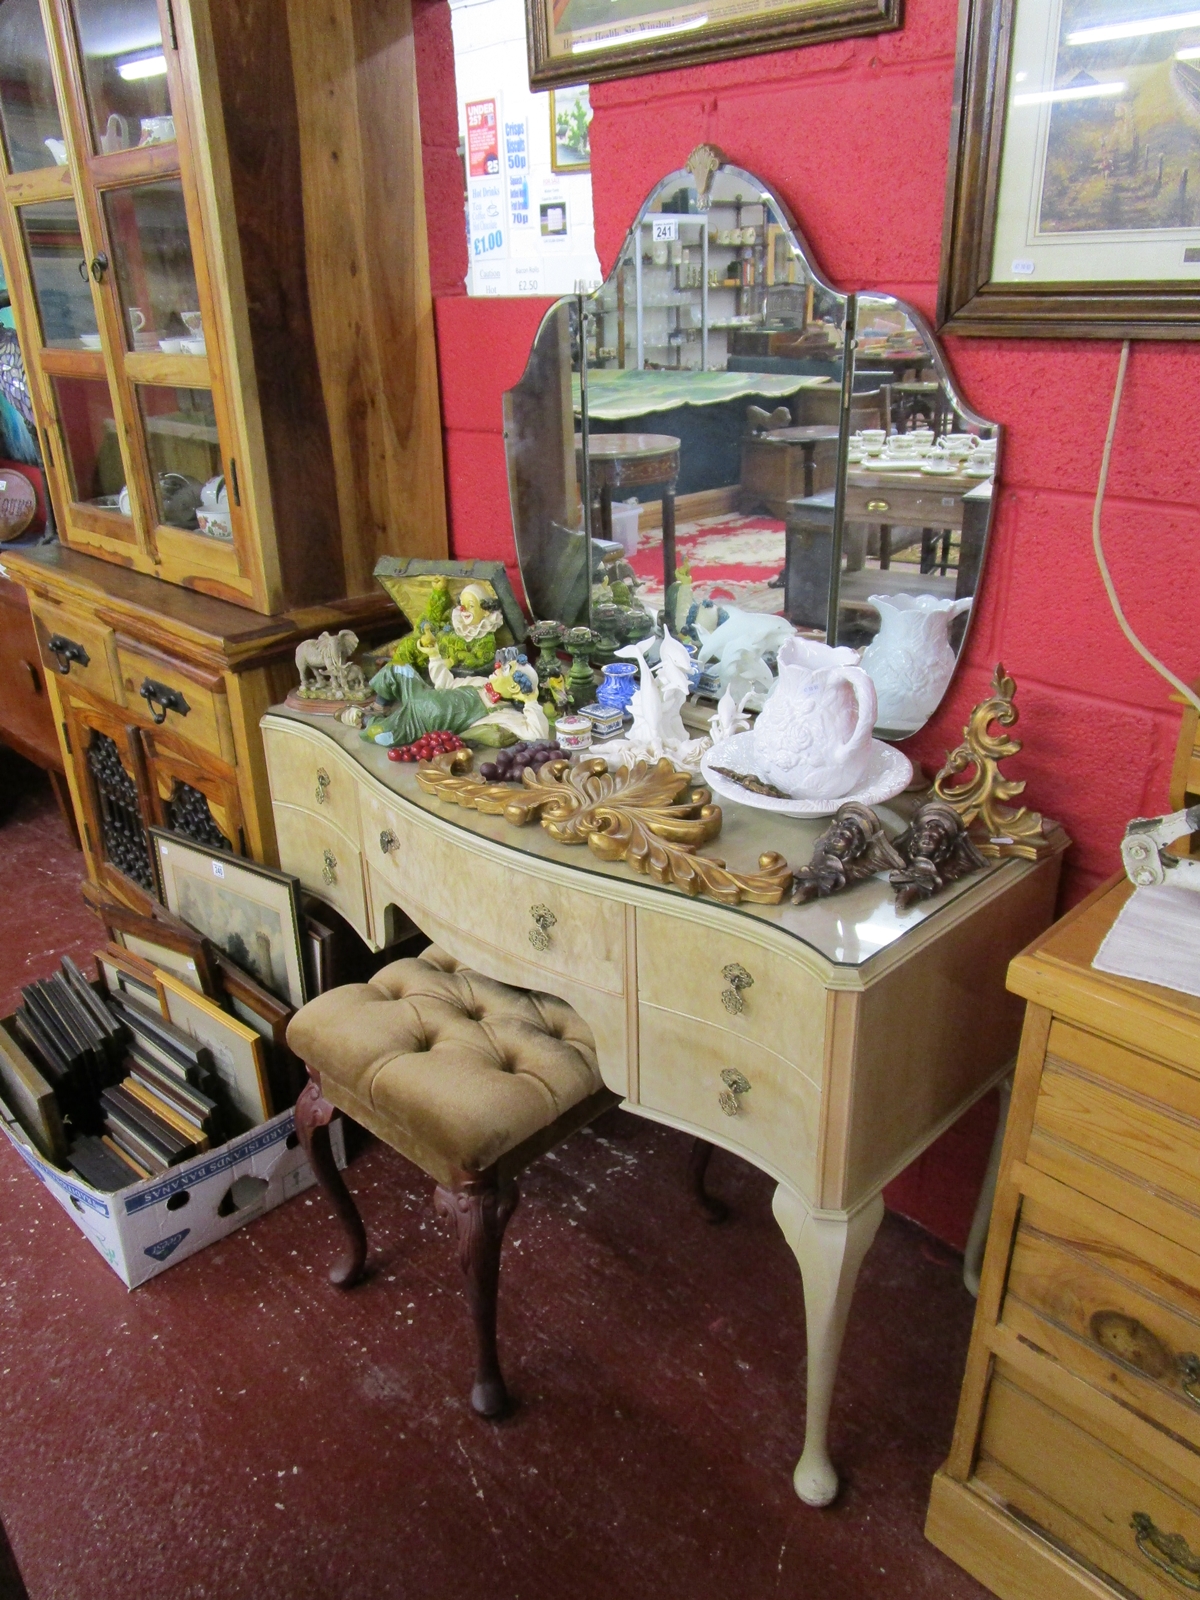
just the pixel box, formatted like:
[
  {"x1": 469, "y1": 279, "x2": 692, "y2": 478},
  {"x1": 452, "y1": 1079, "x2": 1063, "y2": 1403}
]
[{"x1": 0, "y1": 764, "x2": 992, "y2": 1600}]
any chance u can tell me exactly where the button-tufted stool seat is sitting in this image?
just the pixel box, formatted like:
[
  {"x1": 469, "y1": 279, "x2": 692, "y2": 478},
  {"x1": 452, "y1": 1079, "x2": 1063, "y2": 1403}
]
[{"x1": 288, "y1": 947, "x2": 618, "y2": 1417}]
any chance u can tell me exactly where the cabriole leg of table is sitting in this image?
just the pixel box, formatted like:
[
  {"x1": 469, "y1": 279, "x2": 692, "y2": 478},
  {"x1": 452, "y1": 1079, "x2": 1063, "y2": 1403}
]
[{"x1": 771, "y1": 1185, "x2": 885, "y2": 1506}]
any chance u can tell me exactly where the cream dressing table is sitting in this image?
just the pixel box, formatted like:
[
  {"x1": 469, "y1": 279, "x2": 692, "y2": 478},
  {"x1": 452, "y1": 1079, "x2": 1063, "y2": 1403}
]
[{"x1": 262, "y1": 705, "x2": 1066, "y2": 1506}]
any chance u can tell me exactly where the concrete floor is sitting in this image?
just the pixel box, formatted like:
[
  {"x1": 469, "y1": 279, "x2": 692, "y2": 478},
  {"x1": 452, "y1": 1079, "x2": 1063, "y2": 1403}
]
[{"x1": 0, "y1": 763, "x2": 991, "y2": 1600}]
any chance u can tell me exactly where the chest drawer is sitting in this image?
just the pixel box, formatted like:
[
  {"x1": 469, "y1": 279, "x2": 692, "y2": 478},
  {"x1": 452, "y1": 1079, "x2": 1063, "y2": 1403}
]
[
  {"x1": 115, "y1": 641, "x2": 235, "y2": 764},
  {"x1": 976, "y1": 1367, "x2": 1200, "y2": 1600},
  {"x1": 29, "y1": 598, "x2": 122, "y2": 705},
  {"x1": 637, "y1": 1006, "x2": 819, "y2": 1195},
  {"x1": 636, "y1": 907, "x2": 824, "y2": 1082},
  {"x1": 274, "y1": 803, "x2": 369, "y2": 945},
  {"x1": 360, "y1": 786, "x2": 627, "y2": 997},
  {"x1": 262, "y1": 723, "x2": 360, "y2": 838}
]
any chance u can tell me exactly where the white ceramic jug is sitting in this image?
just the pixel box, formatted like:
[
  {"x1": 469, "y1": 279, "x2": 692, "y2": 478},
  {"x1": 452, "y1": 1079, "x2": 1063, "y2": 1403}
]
[
  {"x1": 752, "y1": 636, "x2": 877, "y2": 800},
  {"x1": 860, "y1": 593, "x2": 972, "y2": 733}
]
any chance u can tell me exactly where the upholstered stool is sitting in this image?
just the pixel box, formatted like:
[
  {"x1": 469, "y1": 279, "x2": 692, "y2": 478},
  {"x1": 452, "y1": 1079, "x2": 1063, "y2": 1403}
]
[{"x1": 287, "y1": 947, "x2": 618, "y2": 1417}]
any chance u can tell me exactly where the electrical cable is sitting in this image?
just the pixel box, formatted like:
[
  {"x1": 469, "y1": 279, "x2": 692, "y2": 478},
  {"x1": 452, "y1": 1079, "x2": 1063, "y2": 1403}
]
[{"x1": 1092, "y1": 339, "x2": 1200, "y2": 714}]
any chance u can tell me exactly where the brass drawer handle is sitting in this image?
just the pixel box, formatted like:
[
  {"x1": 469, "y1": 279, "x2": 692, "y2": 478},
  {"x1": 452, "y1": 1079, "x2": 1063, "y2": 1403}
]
[
  {"x1": 315, "y1": 768, "x2": 331, "y2": 805},
  {"x1": 379, "y1": 829, "x2": 397, "y2": 855},
  {"x1": 139, "y1": 678, "x2": 190, "y2": 725},
  {"x1": 322, "y1": 847, "x2": 337, "y2": 886},
  {"x1": 718, "y1": 1067, "x2": 751, "y2": 1116},
  {"x1": 45, "y1": 633, "x2": 89, "y2": 675},
  {"x1": 720, "y1": 962, "x2": 754, "y2": 1014},
  {"x1": 1132, "y1": 1513, "x2": 1200, "y2": 1589},
  {"x1": 529, "y1": 904, "x2": 556, "y2": 951},
  {"x1": 866, "y1": 499, "x2": 890, "y2": 513},
  {"x1": 1180, "y1": 1352, "x2": 1200, "y2": 1405}
]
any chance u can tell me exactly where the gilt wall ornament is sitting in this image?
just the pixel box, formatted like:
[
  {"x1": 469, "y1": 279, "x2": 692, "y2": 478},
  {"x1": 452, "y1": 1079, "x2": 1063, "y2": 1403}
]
[
  {"x1": 417, "y1": 751, "x2": 792, "y2": 905},
  {"x1": 932, "y1": 664, "x2": 1050, "y2": 861}
]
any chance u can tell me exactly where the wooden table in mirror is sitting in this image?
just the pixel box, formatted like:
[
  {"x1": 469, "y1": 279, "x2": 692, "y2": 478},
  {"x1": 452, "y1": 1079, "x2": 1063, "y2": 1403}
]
[{"x1": 262, "y1": 706, "x2": 1068, "y2": 1505}]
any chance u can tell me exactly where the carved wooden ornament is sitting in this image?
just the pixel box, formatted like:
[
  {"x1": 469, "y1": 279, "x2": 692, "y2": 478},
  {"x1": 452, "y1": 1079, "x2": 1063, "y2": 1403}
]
[
  {"x1": 417, "y1": 752, "x2": 793, "y2": 905},
  {"x1": 932, "y1": 663, "x2": 1050, "y2": 861}
]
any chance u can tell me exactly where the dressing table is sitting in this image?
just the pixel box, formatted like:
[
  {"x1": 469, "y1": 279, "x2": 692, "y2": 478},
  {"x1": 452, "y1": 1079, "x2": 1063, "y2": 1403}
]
[{"x1": 262, "y1": 705, "x2": 1066, "y2": 1505}]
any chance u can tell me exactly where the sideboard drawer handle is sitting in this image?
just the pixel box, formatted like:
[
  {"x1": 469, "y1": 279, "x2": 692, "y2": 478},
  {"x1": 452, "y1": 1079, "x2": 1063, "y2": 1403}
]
[
  {"x1": 866, "y1": 499, "x2": 890, "y2": 513},
  {"x1": 720, "y1": 962, "x2": 754, "y2": 1014},
  {"x1": 529, "y1": 904, "x2": 556, "y2": 951},
  {"x1": 45, "y1": 633, "x2": 89, "y2": 675},
  {"x1": 322, "y1": 847, "x2": 337, "y2": 886},
  {"x1": 315, "y1": 768, "x2": 331, "y2": 805},
  {"x1": 718, "y1": 1067, "x2": 751, "y2": 1115},
  {"x1": 379, "y1": 829, "x2": 397, "y2": 855},
  {"x1": 1132, "y1": 1513, "x2": 1200, "y2": 1589},
  {"x1": 139, "y1": 678, "x2": 190, "y2": 725},
  {"x1": 1180, "y1": 1352, "x2": 1200, "y2": 1406}
]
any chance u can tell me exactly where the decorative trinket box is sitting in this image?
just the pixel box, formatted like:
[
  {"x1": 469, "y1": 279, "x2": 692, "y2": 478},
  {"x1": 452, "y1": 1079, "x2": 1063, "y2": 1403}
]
[
  {"x1": 579, "y1": 703, "x2": 625, "y2": 739},
  {"x1": 556, "y1": 714, "x2": 593, "y2": 751}
]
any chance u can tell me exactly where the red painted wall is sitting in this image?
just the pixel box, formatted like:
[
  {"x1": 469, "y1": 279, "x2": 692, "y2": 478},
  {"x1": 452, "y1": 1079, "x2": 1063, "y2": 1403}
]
[{"x1": 415, "y1": 0, "x2": 1200, "y2": 1247}]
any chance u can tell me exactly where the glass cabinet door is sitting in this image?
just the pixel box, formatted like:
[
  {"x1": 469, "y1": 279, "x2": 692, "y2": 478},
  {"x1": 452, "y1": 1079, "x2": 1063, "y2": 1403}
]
[
  {"x1": 103, "y1": 179, "x2": 201, "y2": 352},
  {"x1": 18, "y1": 196, "x2": 98, "y2": 347},
  {"x1": 0, "y1": 0, "x2": 66, "y2": 173},
  {"x1": 50, "y1": 374, "x2": 126, "y2": 507},
  {"x1": 70, "y1": 0, "x2": 173, "y2": 155},
  {"x1": 136, "y1": 384, "x2": 222, "y2": 532}
]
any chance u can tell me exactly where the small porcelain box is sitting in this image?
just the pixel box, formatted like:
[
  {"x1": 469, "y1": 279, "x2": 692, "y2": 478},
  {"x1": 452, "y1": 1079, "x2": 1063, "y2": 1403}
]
[
  {"x1": 580, "y1": 703, "x2": 624, "y2": 739},
  {"x1": 556, "y1": 714, "x2": 593, "y2": 751}
]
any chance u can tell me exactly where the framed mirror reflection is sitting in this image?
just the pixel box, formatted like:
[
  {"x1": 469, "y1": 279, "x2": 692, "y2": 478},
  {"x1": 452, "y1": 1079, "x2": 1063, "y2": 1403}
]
[{"x1": 503, "y1": 146, "x2": 1002, "y2": 742}]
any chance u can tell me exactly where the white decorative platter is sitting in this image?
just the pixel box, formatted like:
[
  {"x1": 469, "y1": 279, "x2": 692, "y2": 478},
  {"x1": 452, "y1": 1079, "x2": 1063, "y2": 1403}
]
[{"x1": 701, "y1": 732, "x2": 914, "y2": 817}]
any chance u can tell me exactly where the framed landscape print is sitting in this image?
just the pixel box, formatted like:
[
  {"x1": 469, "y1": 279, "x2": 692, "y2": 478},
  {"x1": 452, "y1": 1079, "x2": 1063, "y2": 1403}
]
[
  {"x1": 150, "y1": 831, "x2": 308, "y2": 1010},
  {"x1": 941, "y1": 0, "x2": 1200, "y2": 337},
  {"x1": 550, "y1": 86, "x2": 592, "y2": 173},
  {"x1": 525, "y1": 0, "x2": 899, "y2": 90}
]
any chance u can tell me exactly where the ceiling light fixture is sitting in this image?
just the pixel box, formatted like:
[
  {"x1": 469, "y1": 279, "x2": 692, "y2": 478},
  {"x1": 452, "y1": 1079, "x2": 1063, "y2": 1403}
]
[
  {"x1": 117, "y1": 51, "x2": 167, "y2": 81},
  {"x1": 1013, "y1": 80, "x2": 1127, "y2": 105},
  {"x1": 1068, "y1": 10, "x2": 1200, "y2": 44}
]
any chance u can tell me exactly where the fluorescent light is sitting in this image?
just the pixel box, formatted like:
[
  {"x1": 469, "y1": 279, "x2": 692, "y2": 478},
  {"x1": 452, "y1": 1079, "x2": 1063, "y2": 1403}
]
[
  {"x1": 1068, "y1": 10, "x2": 1200, "y2": 44},
  {"x1": 117, "y1": 52, "x2": 167, "y2": 80},
  {"x1": 1178, "y1": 43, "x2": 1200, "y2": 55},
  {"x1": 1013, "y1": 80, "x2": 1126, "y2": 105},
  {"x1": 573, "y1": 13, "x2": 706, "y2": 49}
]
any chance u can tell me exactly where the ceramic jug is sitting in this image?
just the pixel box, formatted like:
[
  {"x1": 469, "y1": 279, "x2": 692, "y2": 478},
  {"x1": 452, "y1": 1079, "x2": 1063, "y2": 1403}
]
[
  {"x1": 860, "y1": 594, "x2": 972, "y2": 733},
  {"x1": 752, "y1": 636, "x2": 877, "y2": 800}
]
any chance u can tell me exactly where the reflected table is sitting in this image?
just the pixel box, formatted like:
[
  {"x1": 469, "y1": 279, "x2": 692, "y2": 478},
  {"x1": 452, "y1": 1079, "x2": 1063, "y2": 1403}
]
[
  {"x1": 576, "y1": 432, "x2": 680, "y2": 592},
  {"x1": 739, "y1": 424, "x2": 840, "y2": 520},
  {"x1": 263, "y1": 706, "x2": 1067, "y2": 1507}
]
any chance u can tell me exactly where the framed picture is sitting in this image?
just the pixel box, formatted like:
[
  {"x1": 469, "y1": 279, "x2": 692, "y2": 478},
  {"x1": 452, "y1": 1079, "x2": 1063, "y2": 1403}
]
[
  {"x1": 84, "y1": 886, "x2": 222, "y2": 998},
  {"x1": 150, "y1": 831, "x2": 308, "y2": 1010},
  {"x1": 550, "y1": 87, "x2": 591, "y2": 174},
  {"x1": 96, "y1": 944, "x2": 162, "y2": 1006},
  {"x1": 526, "y1": 0, "x2": 898, "y2": 89},
  {"x1": 155, "y1": 970, "x2": 273, "y2": 1132},
  {"x1": 940, "y1": 0, "x2": 1200, "y2": 338},
  {"x1": 213, "y1": 948, "x2": 305, "y2": 1110}
]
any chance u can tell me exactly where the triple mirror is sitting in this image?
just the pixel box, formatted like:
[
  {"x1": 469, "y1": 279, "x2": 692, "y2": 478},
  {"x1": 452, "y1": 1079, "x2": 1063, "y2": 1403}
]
[{"x1": 503, "y1": 145, "x2": 1001, "y2": 740}]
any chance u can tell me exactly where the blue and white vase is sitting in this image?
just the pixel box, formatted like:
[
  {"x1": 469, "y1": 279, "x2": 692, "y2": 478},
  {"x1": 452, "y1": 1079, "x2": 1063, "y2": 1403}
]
[{"x1": 596, "y1": 660, "x2": 637, "y2": 713}]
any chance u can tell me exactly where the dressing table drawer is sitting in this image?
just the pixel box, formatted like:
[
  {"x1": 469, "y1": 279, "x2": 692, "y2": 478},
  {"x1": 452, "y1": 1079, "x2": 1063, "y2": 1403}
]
[
  {"x1": 638, "y1": 1005, "x2": 819, "y2": 1195},
  {"x1": 274, "y1": 802, "x2": 370, "y2": 945},
  {"x1": 360, "y1": 787, "x2": 626, "y2": 995},
  {"x1": 636, "y1": 907, "x2": 824, "y2": 1082},
  {"x1": 263, "y1": 724, "x2": 361, "y2": 838}
]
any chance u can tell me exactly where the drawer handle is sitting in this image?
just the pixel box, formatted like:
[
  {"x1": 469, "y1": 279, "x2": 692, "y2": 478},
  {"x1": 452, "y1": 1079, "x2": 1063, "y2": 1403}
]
[
  {"x1": 529, "y1": 904, "x2": 556, "y2": 951},
  {"x1": 322, "y1": 847, "x2": 337, "y2": 886},
  {"x1": 1132, "y1": 1513, "x2": 1200, "y2": 1590},
  {"x1": 720, "y1": 962, "x2": 754, "y2": 1014},
  {"x1": 866, "y1": 499, "x2": 890, "y2": 513},
  {"x1": 718, "y1": 1067, "x2": 751, "y2": 1116},
  {"x1": 315, "y1": 768, "x2": 331, "y2": 805},
  {"x1": 139, "y1": 678, "x2": 190, "y2": 725},
  {"x1": 379, "y1": 829, "x2": 397, "y2": 855},
  {"x1": 45, "y1": 633, "x2": 90, "y2": 675},
  {"x1": 1180, "y1": 1352, "x2": 1200, "y2": 1406}
]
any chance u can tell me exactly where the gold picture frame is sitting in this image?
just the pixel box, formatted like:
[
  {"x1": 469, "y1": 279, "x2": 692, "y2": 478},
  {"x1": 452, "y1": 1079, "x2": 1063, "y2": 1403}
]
[
  {"x1": 550, "y1": 87, "x2": 591, "y2": 174},
  {"x1": 155, "y1": 970, "x2": 273, "y2": 1133},
  {"x1": 527, "y1": 0, "x2": 899, "y2": 89}
]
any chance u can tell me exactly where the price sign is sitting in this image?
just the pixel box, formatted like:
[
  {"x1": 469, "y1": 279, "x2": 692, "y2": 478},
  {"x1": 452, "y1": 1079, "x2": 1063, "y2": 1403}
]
[{"x1": 651, "y1": 218, "x2": 679, "y2": 242}]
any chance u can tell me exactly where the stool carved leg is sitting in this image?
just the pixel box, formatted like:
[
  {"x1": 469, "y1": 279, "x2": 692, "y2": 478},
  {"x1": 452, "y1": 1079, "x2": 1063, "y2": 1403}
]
[
  {"x1": 434, "y1": 1176, "x2": 519, "y2": 1419},
  {"x1": 294, "y1": 1073, "x2": 367, "y2": 1289},
  {"x1": 688, "y1": 1138, "x2": 729, "y2": 1224}
]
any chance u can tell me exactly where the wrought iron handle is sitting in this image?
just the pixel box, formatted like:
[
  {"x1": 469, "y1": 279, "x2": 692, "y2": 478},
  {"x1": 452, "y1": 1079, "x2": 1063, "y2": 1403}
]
[
  {"x1": 322, "y1": 848, "x2": 337, "y2": 886},
  {"x1": 720, "y1": 962, "x2": 754, "y2": 1014},
  {"x1": 138, "y1": 678, "x2": 190, "y2": 725},
  {"x1": 90, "y1": 252, "x2": 108, "y2": 283},
  {"x1": 1180, "y1": 1353, "x2": 1200, "y2": 1406},
  {"x1": 866, "y1": 499, "x2": 890, "y2": 513},
  {"x1": 718, "y1": 1067, "x2": 751, "y2": 1116},
  {"x1": 379, "y1": 829, "x2": 397, "y2": 855},
  {"x1": 1132, "y1": 1513, "x2": 1200, "y2": 1590},
  {"x1": 315, "y1": 768, "x2": 330, "y2": 805},
  {"x1": 529, "y1": 904, "x2": 556, "y2": 951},
  {"x1": 45, "y1": 633, "x2": 89, "y2": 675}
]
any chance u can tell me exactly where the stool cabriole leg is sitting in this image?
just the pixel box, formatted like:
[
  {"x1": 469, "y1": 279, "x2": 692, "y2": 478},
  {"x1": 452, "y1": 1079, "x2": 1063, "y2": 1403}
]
[
  {"x1": 294, "y1": 1073, "x2": 367, "y2": 1289},
  {"x1": 687, "y1": 1138, "x2": 729, "y2": 1223},
  {"x1": 434, "y1": 1176, "x2": 519, "y2": 1419}
]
